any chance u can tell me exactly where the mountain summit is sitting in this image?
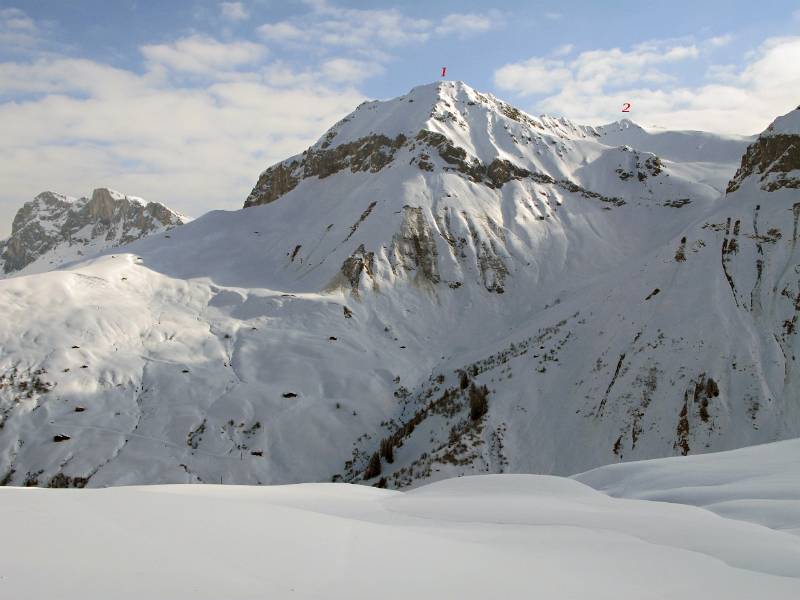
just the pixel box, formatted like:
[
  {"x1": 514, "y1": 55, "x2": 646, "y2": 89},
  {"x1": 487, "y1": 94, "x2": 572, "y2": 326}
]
[
  {"x1": 235, "y1": 81, "x2": 743, "y2": 299},
  {"x1": 246, "y1": 80, "x2": 741, "y2": 209},
  {"x1": 0, "y1": 83, "x2": 795, "y2": 490}
]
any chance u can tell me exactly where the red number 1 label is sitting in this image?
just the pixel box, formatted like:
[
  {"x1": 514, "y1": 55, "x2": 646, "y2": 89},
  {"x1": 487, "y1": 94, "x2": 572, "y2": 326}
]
[
  {"x1": 441, "y1": 67, "x2": 447, "y2": 77},
  {"x1": 621, "y1": 102, "x2": 631, "y2": 112}
]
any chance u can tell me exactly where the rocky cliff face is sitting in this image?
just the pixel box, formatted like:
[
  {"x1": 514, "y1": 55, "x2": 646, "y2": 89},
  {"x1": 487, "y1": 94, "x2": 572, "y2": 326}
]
[
  {"x1": 245, "y1": 134, "x2": 408, "y2": 208},
  {"x1": 727, "y1": 107, "x2": 800, "y2": 193},
  {"x1": 0, "y1": 188, "x2": 186, "y2": 276}
]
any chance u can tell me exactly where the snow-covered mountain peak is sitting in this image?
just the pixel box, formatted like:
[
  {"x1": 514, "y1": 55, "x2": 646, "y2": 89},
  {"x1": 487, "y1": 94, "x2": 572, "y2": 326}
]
[
  {"x1": 763, "y1": 106, "x2": 800, "y2": 136},
  {"x1": 237, "y1": 81, "x2": 752, "y2": 309},
  {"x1": 10, "y1": 191, "x2": 76, "y2": 230},
  {"x1": 245, "y1": 80, "x2": 721, "y2": 210},
  {"x1": 33, "y1": 190, "x2": 75, "y2": 204},
  {"x1": 315, "y1": 79, "x2": 612, "y2": 158},
  {"x1": 597, "y1": 118, "x2": 642, "y2": 134},
  {"x1": 0, "y1": 187, "x2": 186, "y2": 276},
  {"x1": 90, "y1": 187, "x2": 145, "y2": 206}
]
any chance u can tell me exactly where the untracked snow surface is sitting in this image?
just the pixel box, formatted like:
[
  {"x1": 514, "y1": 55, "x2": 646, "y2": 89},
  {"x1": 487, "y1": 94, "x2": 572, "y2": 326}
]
[
  {"x1": 576, "y1": 436, "x2": 800, "y2": 536},
  {"x1": 2, "y1": 440, "x2": 800, "y2": 599}
]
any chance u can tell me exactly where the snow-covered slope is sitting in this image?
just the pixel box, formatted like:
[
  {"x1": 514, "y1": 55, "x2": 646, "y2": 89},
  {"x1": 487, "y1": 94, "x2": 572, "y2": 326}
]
[
  {"x1": 0, "y1": 188, "x2": 186, "y2": 277},
  {"x1": 595, "y1": 118, "x2": 753, "y2": 191},
  {"x1": 576, "y1": 437, "x2": 800, "y2": 536},
  {"x1": 0, "y1": 82, "x2": 795, "y2": 490},
  {"x1": 2, "y1": 440, "x2": 799, "y2": 599}
]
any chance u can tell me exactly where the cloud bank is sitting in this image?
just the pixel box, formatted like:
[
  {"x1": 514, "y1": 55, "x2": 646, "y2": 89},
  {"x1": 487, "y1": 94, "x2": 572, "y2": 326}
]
[{"x1": 494, "y1": 36, "x2": 800, "y2": 135}]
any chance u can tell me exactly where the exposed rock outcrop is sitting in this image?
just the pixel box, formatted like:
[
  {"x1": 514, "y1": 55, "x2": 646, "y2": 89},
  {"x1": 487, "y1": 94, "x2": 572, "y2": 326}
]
[
  {"x1": 390, "y1": 206, "x2": 440, "y2": 285},
  {"x1": 1, "y1": 188, "x2": 185, "y2": 275},
  {"x1": 330, "y1": 244, "x2": 377, "y2": 297},
  {"x1": 244, "y1": 134, "x2": 407, "y2": 208},
  {"x1": 727, "y1": 108, "x2": 800, "y2": 193}
]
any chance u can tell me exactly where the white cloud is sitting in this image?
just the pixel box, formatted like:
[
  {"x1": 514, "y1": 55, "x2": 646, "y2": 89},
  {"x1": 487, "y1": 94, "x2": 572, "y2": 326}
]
[
  {"x1": 258, "y1": 21, "x2": 306, "y2": 42},
  {"x1": 435, "y1": 11, "x2": 501, "y2": 37},
  {"x1": 253, "y1": 3, "x2": 500, "y2": 101},
  {"x1": 220, "y1": 2, "x2": 249, "y2": 22},
  {"x1": 261, "y1": 61, "x2": 318, "y2": 87},
  {"x1": 494, "y1": 36, "x2": 800, "y2": 135},
  {"x1": 544, "y1": 12, "x2": 562, "y2": 20},
  {"x1": 259, "y1": 6, "x2": 431, "y2": 49},
  {"x1": 0, "y1": 50, "x2": 364, "y2": 237},
  {"x1": 141, "y1": 35, "x2": 267, "y2": 74},
  {"x1": 552, "y1": 44, "x2": 573, "y2": 57},
  {"x1": 496, "y1": 41, "x2": 698, "y2": 98},
  {"x1": 706, "y1": 63, "x2": 737, "y2": 81},
  {"x1": 321, "y1": 58, "x2": 384, "y2": 84},
  {"x1": 0, "y1": 57, "x2": 160, "y2": 98},
  {"x1": 259, "y1": 4, "x2": 499, "y2": 49},
  {"x1": 662, "y1": 45, "x2": 699, "y2": 60},
  {"x1": 0, "y1": 7, "x2": 41, "y2": 49},
  {"x1": 709, "y1": 34, "x2": 733, "y2": 47},
  {"x1": 495, "y1": 57, "x2": 572, "y2": 95},
  {"x1": 0, "y1": 7, "x2": 35, "y2": 31}
]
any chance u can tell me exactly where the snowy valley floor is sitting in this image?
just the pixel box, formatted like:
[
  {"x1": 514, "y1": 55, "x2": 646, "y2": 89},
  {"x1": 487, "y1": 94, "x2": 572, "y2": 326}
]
[{"x1": 2, "y1": 439, "x2": 799, "y2": 599}]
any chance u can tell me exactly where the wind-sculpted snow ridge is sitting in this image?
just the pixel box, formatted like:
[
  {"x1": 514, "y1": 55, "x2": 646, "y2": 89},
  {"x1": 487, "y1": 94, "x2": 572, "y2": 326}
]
[
  {"x1": 2, "y1": 441, "x2": 800, "y2": 599},
  {"x1": 575, "y1": 436, "x2": 800, "y2": 536},
  {"x1": 0, "y1": 187, "x2": 186, "y2": 277},
  {"x1": 0, "y1": 82, "x2": 797, "y2": 490}
]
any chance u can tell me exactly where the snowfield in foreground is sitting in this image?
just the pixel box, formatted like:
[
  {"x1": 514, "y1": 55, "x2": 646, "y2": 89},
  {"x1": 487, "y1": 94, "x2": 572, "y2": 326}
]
[
  {"x1": 575, "y1": 436, "x2": 800, "y2": 536},
  {"x1": 2, "y1": 440, "x2": 799, "y2": 600}
]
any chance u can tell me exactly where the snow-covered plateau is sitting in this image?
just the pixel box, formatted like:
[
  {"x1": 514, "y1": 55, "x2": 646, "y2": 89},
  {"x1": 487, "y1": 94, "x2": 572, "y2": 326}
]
[
  {"x1": 1, "y1": 438, "x2": 799, "y2": 599},
  {"x1": 0, "y1": 82, "x2": 798, "y2": 492}
]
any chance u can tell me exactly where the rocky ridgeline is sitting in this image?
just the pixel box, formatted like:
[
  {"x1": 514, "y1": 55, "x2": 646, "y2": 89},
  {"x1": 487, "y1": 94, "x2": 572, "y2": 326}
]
[
  {"x1": 0, "y1": 188, "x2": 185, "y2": 274},
  {"x1": 244, "y1": 129, "x2": 625, "y2": 211},
  {"x1": 244, "y1": 82, "x2": 626, "y2": 210},
  {"x1": 244, "y1": 134, "x2": 408, "y2": 207}
]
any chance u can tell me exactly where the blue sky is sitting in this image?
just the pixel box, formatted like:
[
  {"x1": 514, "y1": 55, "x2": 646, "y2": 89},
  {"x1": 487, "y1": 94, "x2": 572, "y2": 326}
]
[{"x1": 1, "y1": 0, "x2": 799, "y2": 234}]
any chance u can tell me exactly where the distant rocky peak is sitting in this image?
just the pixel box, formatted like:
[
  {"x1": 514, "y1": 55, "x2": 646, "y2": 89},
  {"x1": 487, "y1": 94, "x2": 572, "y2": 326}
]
[
  {"x1": 1, "y1": 188, "x2": 185, "y2": 275},
  {"x1": 11, "y1": 191, "x2": 75, "y2": 234}
]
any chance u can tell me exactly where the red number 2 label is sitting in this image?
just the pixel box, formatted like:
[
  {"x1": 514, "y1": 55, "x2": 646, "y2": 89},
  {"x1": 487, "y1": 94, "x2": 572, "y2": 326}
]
[{"x1": 621, "y1": 102, "x2": 632, "y2": 112}]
